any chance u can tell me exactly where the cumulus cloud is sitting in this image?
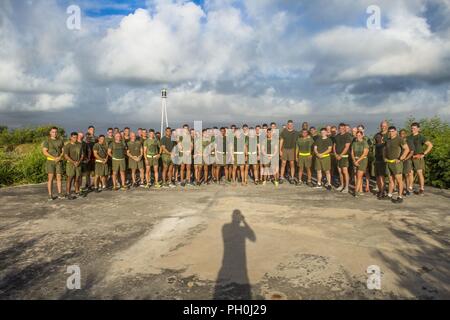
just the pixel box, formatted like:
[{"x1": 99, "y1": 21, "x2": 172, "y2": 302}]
[{"x1": 0, "y1": 0, "x2": 449, "y2": 130}]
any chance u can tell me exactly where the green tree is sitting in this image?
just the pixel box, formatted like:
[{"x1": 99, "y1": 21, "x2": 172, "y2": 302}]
[{"x1": 404, "y1": 117, "x2": 450, "y2": 189}]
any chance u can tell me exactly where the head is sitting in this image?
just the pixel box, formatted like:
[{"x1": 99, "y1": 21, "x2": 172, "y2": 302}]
[
  {"x1": 357, "y1": 124, "x2": 365, "y2": 133},
  {"x1": 107, "y1": 128, "x2": 113, "y2": 137},
  {"x1": 356, "y1": 130, "x2": 364, "y2": 141},
  {"x1": 411, "y1": 122, "x2": 420, "y2": 135},
  {"x1": 156, "y1": 132, "x2": 161, "y2": 139},
  {"x1": 98, "y1": 135, "x2": 105, "y2": 144},
  {"x1": 87, "y1": 126, "x2": 95, "y2": 136},
  {"x1": 301, "y1": 129, "x2": 309, "y2": 138},
  {"x1": 255, "y1": 125, "x2": 261, "y2": 135},
  {"x1": 380, "y1": 120, "x2": 389, "y2": 133},
  {"x1": 400, "y1": 129, "x2": 408, "y2": 139},
  {"x1": 113, "y1": 127, "x2": 119, "y2": 134},
  {"x1": 262, "y1": 123, "x2": 268, "y2": 130},
  {"x1": 388, "y1": 126, "x2": 398, "y2": 139},
  {"x1": 326, "y1": 125, "x2": 332, "y2": 135},
  {"x1": 267, "y1": 128, "x2": 272, "y2": 138},
  {"x1": 49, "y1": 127, "x2": 58, "y2": 139},
  {"x1": 270, "y1": 122, "x2": 277, "y2": 129},
  {"x1": 287, "y1": 120, "x2": 294, "y2": 131},
  {"x1": 149, "y1": 129, "x2": 155, "y2": 139},
  {"x1": 114, "y1": 132, "x2": 122, "y2": 143},
  {"x1": 330, "y1": 126, "x2": 337, "y2": 136},
  {"x1": 352, "y1": 127, "x2": 358, "y2": 137},
  {"x1": 374, "y1": 133, "x2": 383, "y2": 144},
  {"x1": 77, "y1": 132, "x2": 84, "y2": 142},
  {"x1": 70, "y1": 132, "x2": 78, "y2": 143},
  {"x1": 309, "y1": 126, "x2": 317, "y2": 136},
  {"x1": 141, "y1": 129, "x2": 148, "y2": 139},
  {"x1": 124, "y1": 127, "x2": 130, "y2": 137},
  {"x1": 243, "y1": 124, "x2": 249, "y2": 134},
  {"x1": 165, "y1": 127, "x2": 172, "y2": 137},
  {"x1": 345, "y1": 124, "x2": 351, "y2": 133},
  {"x1": 339, "y1": 123, "x2": 346, "y2": 135},
  {"x1": 320, "y1": 128, "x2": 328, "y2": 138},
  {"x1": 130, "y1": 132, "x2": 136, "y2": 142},
  {"x1": 232, "y1": 210, "x2": 243, "y2": 224},
  {"x1": 302, "y1": 122, "x2": 309, "y2": 130}
]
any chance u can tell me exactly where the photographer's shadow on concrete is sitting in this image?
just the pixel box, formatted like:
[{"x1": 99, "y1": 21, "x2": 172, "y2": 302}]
[{"x1": 213, "y1": 209, "x2": 256, "y2": 300}]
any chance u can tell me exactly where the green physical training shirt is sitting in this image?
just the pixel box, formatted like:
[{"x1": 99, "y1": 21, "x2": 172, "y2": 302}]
[
  {"x1": 160, "y1": 136, "x2": 175, "y2": 152},
  {"x1": 296, "y1": 136, "x2": 314, "y2": 154},
  {"x1": 93, "y1": 142, "x2": 108, "y2": 159},
  {"x1": 408, "y1": 134, "x2": 428, "y2": 154},
  {"x1": 280, "y1": 129, "x2": 299, "y2": 149},
  {"x1": 334, "y1": 133, "x2": 353, "y2": 154},
  {"x1": 127, "y1": 140, "x2": 142, "y2": 157},
  {"x1": 109, "y1": 141, "x2": 126, "y2": 159},
  {"x1": 385, "y1": 136, "x2": 405, "y2": 160},
  {"x1": 64, "y1": 142, "x2": 83, "y2": 161},
  {"x1": 42, "y1": 138, "x2": 64, "y2": 157},
  {"x1": 144, "y1": 138, "x2": 160, "y2": 155},
  {"x1": 105, "y1": 136, "x2": 114, "y2": 148},
  {"x1": 352, "y1": 140, "x2": 369, "y2": 158},
  {"x1": 315, "y1": 137, "x2": 333, "y2": 154}
]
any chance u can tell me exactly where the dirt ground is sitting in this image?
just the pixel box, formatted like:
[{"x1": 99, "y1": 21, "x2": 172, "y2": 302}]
[{"x1": 0, "y1": 182, "x2": 449, "y2": 300}]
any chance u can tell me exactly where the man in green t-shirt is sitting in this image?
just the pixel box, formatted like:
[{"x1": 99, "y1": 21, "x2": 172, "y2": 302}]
[
  {"x1": 160, "y1": 127, "x2": 176, "y2": 187},
  {"x1": 313, "y1": 128, "x2": 333, "y2": 190},
  {"x1": 108, "y1": 133, "x2": 128, "y2": 191},
  {"x1": 295, "y1": 129, "x2": 314, "y2": 186},
  {"x1": 400, "y1": 129, "x2": 415, "y2": 196},
  {"x1": 127, "y1": 132, "x2": 144, "y2": 188},
  {"x1": 351, "y1": 131, "x2": 370, "y2": 197},
  {"x1": 93, "y1": 135, "x2": 109, "y2": 192},
  {"x1": 333, "y1": 123, "x2": 353, "y2": 193},
  {"x1": 41, "y1": 127, "x2": 65, "y2": 201},
  {"x1": 384, "y1": 126, "x2": 410, "y2": 203},
  {"x1": 144, "y1": 129, "x2": 161, "y2": 188},
  {"x1": 64, "y1": 132, "x2": 84, "y2": 198},
  {"x1": 409, "y1": 122, "x2": 433, "y2": 196},
  {"x1": 280, "y1": 120, "x2": 299, "y2": 184}
]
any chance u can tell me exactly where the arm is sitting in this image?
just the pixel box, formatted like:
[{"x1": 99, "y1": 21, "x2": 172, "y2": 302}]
[{"x1": 399, "y1": 143, "x2": 410, "y2": 162}]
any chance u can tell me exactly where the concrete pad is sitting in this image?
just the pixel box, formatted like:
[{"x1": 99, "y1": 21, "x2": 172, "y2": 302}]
[{"x1": 0, "y1": 183, "x2": 449, "y2": 299}]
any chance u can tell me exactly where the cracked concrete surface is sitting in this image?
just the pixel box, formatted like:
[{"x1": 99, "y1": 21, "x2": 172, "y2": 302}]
[{"x1": 0, "y1": 183, "x2": 449, "y2": 299}]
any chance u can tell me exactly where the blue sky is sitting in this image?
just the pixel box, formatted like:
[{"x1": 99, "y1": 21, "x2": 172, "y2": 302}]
[{"x1": 0, "y1": 0, "x2": 449, "y2": 132}]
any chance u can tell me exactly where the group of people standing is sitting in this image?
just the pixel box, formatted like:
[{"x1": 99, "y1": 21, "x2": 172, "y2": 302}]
[{"x1": 42, "y1": 120, "x2": 432, "y2": 203}]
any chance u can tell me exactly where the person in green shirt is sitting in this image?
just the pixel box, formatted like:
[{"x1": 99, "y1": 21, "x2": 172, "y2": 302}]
[
  {"x1": 93, "y1": 135, "x2": 109, "y2": 192},
  {"x1": 400, "y1": 129, "x2": 415, "y2": 196},
  {"x1": 357, "y1": 124, "x2": 372, "y2": 193},
  {"x1": 64, "y1": 132, "x2": 84, "y2": 198},
  {"x1": 41, "y1": 127, "x2": 65, "y2": 201},
  {"x1": 215, "y1": 127, "x2": 229, "y2": 184},
  {"x1": 160, "y1": 127, "x2": 176, "y2": 188},
  {"x1": 178, "y1": 125, "x2": 193, "y2": 187},
  {"x1": 351, "y1": 131, "x2": 369, "y2": 197},
  {"x1": 260, "y1": 128, "x2": 279, "y2": 186},
  {"x1": 313, "y1": 128, "x2": 333, "y2": 190},
  {"x1": 144, "y1": 129, "x2": 161, "y2": 188},
  {"x1": 127, "y1": 132, "x2": 144, "y2": 188},
  {"x1": 409, "y1": 122, "x2": 433, "y2": 195},
  {"x1": 384, "y1": 126, "x2": 410, "y2": 203},
  {"x1": 373, "y1": 133, "x2": 387, "y2": 199},
  {"x1": 231, "y1": 128, "x2": 247, "y2": 186},
  {"x1": 108, "y1": 132, "x2": 127, "y2": 191},
  {"x1": 279, "y1": 120, "x2": 299, "y2": 184},
  {"x1": 295, "y1": 129, "x2": 314, "y2": 186},
  {"x1": 77, "y1": 132, "x2": 91, "y2": 192},
  {"x1": 333, "y1": 123, "x2": 353, "y2": 193}
]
